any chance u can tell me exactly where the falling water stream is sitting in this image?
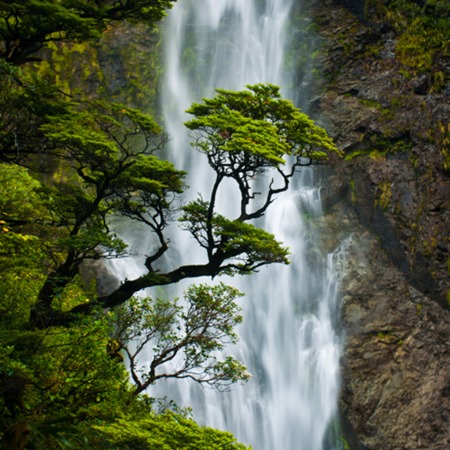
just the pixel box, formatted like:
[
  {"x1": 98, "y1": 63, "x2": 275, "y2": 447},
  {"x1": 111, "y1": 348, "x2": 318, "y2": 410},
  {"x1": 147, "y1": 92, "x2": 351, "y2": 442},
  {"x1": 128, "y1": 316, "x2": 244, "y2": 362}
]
[{"x1": 113, "y1": 1, "x2": 346, "y2": 449}]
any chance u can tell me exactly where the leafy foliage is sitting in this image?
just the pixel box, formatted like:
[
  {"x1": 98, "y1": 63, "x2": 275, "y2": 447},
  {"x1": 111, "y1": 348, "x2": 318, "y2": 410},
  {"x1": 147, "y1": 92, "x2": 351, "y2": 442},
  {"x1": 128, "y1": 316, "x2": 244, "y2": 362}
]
[
  {"x1": 0, "y1": 0, "x2": 177, "y2": 65},
  {"x1": 0, "y1": 155, "x2": 250, "y2": 450},
  {"x1": 8, "y1": 81, "x2": 336, "y2": 324},
  {"x1": 0, "y1": 164, "x2": 50, "y2": 327},
  {"x1": 186, "y1": 83, "x2": 337, "y2": 167},
  {"x1": 180, "y1": 199, "x2": 290, "y2": 274},
  {"x1": 0, "y1": 286, "x2": 250, "y2": 449},
  {"x1": 185, "y1": 84, "x2": 338, "y2": 223},
  {"x1": 115, "y1": 283, "x2": 250, "y2": 395},
  {"x1": 93, "y1": 411, "x2": 250, "y2": 449}
]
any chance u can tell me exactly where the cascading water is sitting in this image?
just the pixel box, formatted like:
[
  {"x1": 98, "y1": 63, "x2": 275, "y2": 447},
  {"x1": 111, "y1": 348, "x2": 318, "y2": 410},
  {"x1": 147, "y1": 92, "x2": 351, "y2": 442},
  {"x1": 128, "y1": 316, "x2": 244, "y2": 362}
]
[
  {"x1": 144, "y1": 1, "x2": 345, "y2": 449},
  {"x1": 114, "y1": 1, "x2": 346, "y2": 449}
]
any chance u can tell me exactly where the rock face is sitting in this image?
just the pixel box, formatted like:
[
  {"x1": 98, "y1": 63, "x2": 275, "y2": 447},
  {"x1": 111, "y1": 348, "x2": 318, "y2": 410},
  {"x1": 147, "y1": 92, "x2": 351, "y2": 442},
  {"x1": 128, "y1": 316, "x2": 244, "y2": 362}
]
[
  {"x1": 339, "y1": 230, "x2": 450, "y2": 449},
  {"x1": 311, "y1": 1, "x2": 450, "y2": 448}
]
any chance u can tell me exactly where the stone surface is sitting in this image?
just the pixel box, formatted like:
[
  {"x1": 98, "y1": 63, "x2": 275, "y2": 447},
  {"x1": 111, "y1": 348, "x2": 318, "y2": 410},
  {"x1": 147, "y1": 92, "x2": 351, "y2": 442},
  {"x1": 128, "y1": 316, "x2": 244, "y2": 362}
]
[
  {"x1": 340, "y1": 231, "x2": 450, "y2": 449},
  {"x1": 311, "y1": 1, "x2": 450, "y2": 448}
]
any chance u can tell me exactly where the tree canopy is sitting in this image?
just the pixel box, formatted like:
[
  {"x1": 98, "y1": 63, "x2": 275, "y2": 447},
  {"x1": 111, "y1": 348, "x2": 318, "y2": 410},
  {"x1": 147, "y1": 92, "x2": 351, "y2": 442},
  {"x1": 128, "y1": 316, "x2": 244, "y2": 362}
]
[
  {"x1": 0, "y1": 56, "x2": 339, "y2": 328},
  {"x1": 115, "y1": 283, "x2": 250, "y2": 396},
  {"x1": 0, "y1": 0, "x2": 177, "y2": 65}
]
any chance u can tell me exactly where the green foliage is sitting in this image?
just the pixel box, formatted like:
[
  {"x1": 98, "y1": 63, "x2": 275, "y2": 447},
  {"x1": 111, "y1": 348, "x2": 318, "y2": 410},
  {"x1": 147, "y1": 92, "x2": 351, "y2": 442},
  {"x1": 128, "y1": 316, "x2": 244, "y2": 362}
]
[
  {"x1": 180, "y1": 199, "x2": 290, "y2": 274},
  {"x1": 0, "y1": 164, "x2": 50, "y2": 327},
  {"x1": 0, "y1": 73, "x2": 187, "y2": 314},
  {"x1": 0, "y1": 270, "x2": 250, "y2": 448},
  {"x1": 39, "y1": 99, "x2": 186, "y2": 245},
  {"x1": 0, "y1": 295, "x2": 130, "y2": 448},
  {"x1": 0, "y1": 164, "x2": 46, "y2": 223},
  {"x1": 217, "y1": 218, "x2": 290, "y2": 267},
  {"x1": 369, "y1": 0, "x2": 450, "y2": 74},
  {"x1": 115, "y1": 283, "x2": 250, "y2": 395},
  {"x1": 185, "y1": 83, "x2": 338, "y2": 168},
  {"x1": 1, "y1": 213, "x2": 251, "y2": 446},
  {"x1": 0, "y1": 0, "x2": 177, "y2": 65},
  {"x1": 0, "y1": 231, "x2": 46, "y2": 327},
  {"x1": 178, "y1": 84, "x2": 337, "y2": 279},
  {"x1": 0, "y1": 73, "x2": 337, "y2": 323},
  {"x1": 395, "y1": 11, "x2": 449, "y2": 72},
  {"x1": 0, "y1": 5, "x2": 340, "y2": 447},
  {"x1": 93, "y1": 411, "x2": 251, "y2": 449},
  {"x1": 0, "y1": 64, "x2": 76, "y2": 166}
]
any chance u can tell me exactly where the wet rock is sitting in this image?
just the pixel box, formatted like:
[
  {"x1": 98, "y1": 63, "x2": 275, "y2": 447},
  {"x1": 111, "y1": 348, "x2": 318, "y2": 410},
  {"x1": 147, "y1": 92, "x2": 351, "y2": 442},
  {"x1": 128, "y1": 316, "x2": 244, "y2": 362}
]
[
  {"x1": 339, "y1": 232, "x2": 450, "y2": 450},
  {"x1": 80, "y1": 260, "x2": 120, "y2": 297},
  {"x1": 311, "y1": 1, "x2": 450, "y2": 448},
  {"x1": 411, "y1": 74, "x2": 431, "y2": 95}
]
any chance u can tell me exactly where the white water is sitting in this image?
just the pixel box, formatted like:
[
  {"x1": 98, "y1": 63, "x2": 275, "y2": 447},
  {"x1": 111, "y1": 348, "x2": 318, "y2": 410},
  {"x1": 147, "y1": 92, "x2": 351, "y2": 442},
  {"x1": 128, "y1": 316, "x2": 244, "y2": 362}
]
[
  {"x1": 148, "y1": 1, "x2": 345, "y2": 449},
  {"x1": 113, "y1": 1, "x2": 345, "y2": 449}
]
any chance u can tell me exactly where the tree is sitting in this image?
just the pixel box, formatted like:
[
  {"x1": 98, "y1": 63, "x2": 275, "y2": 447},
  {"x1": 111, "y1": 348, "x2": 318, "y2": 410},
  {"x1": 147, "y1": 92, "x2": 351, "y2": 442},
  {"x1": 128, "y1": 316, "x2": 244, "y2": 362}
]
[
  {"x1": 0, "y1": 281, "x2": 251, "y2": 449},
  {"x1": 0, "y1": 163, "x2": 49, "y2": 328},
  {"x1": 0, "y1": 169, "x2": 248, "y2": 446},
  {"x1": 182, "y1": 82, "x2": 337, "y2": 258},
  {"x1": 0, "y1": 0, "x2": 177, "y2": 65},
  {"x1": 21, "y1": 83, "x2": 339, "y2": 326},
  {"x1": 0, "y1": 3, "x2": 342, "y2": 448},
  {"x1": 114, "y1": 283, "x2": 250, "y2": 396}
]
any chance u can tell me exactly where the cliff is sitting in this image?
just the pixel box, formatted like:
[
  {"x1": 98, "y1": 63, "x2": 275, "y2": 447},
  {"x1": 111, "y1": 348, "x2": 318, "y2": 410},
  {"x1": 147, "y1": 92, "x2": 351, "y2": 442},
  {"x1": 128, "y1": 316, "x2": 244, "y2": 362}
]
[{"x1": 311, "y1": 1, "x2": 450, "y2": 448}]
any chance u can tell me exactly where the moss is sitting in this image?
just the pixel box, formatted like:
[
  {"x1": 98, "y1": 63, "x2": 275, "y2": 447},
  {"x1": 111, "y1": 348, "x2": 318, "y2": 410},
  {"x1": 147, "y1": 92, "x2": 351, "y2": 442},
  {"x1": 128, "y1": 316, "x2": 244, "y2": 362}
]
[
  {"x1": 373, "y1": 330, "x2": 406, "y2": 346},
  {"x1": 344, "y1": 148, "x2": 388, "y2": 161},
  {"x1": 374, "y1": 180, "x2": 392, "y2": 210},
  {"x1": 344, "y1": 150, "x2": 367, "y2": 161},
  {"x1": 358, "y1": 98, "x2": 382, "y2": 109},
  {"x1": 399, "y1": 68, "x2": 414, "y2": 80},
  {"x1": 33, "y1": 40, "x2": 104, "y2": 98},
  {"x1": 341, "y1": 435, "x2": 351, "y2": 450},
  {"x1": 349, "y1": 179, "x2": 357, "y2": 203},
  {"x1": 31, "y1": 22, "x2": 163, "y2": 115},
  {"x1": 368, "y1": 149, "x2": 386, "y2": 160},
  {"x1": 367, "y1": 0, "x2": 450, "y2": 77},
  {"x1": 377, "y1": 331, "x2": 392, "y2": 340},
  {"x1": 396, "y1": 28, "x2": 433, "y2": 72},
  {"x1": 364, "y1": 42, "x2": 383, "y2": 58},
  {"x1": 346, "y1": 134, "x2": 414, "y2": 161},
  {"x1": 422, "y1": 236, "x2": 438, "y2": 256},
  {"x1": 416, "y1": 303, "x2": 423, "y2": 318},
  {"x1": 379, "y1": 107, "x2": 395, "y2": 122},
  {"x1": 435, "y1": 121, "x2": 450, "y2": 172},
  {"x1": 431, "y1": 71, "x2": 446, "y2": 93}
]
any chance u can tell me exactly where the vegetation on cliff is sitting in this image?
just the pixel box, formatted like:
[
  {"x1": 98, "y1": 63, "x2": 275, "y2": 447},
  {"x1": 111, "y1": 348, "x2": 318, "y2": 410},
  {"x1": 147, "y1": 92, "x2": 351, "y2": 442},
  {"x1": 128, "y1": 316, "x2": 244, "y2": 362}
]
[
  {"x1": 368, "y1": 0, "x2": 449, "y2": 74},
  {"x1": 314, "y1": 0, "x2": 449, "y2": 304}
]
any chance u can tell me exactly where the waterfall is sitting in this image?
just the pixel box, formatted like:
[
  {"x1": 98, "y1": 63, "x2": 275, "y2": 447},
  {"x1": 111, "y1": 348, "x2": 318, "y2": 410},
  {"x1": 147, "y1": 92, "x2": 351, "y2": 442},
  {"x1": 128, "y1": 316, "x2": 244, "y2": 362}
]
[
  {"x1": 113, "y1": 0, "x2": 345, "y2": 449},
  {"x1": 145, "y1": 1, "x2": 345, "y2": 448}
]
